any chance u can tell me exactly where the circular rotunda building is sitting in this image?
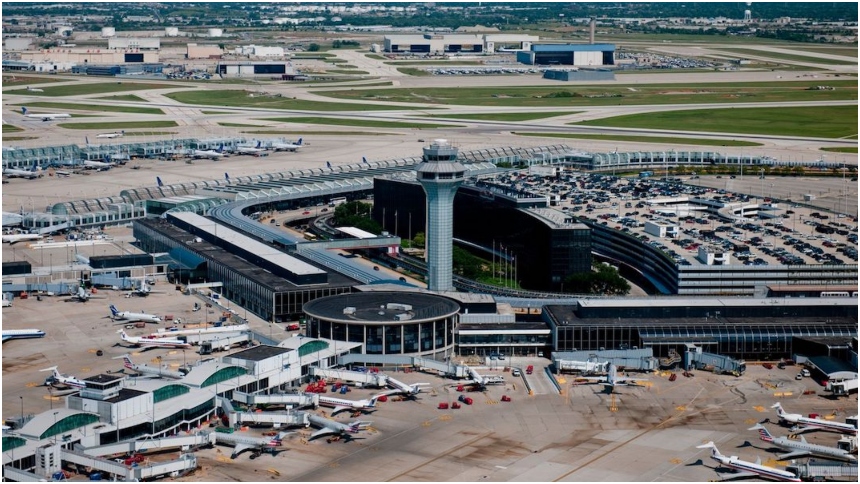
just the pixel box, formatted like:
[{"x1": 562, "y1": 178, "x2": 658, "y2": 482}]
[{"x1": 303, "y1": 292, "x2": 460, "y2": 358}]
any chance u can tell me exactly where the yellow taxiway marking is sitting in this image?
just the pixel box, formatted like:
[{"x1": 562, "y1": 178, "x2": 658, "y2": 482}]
[{"x1": 753, "y1": 405, "x2": 765, "y2": 412}]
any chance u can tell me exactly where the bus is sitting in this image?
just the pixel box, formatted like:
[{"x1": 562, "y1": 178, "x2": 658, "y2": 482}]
[
  {"x1": 329, "y1": 197, "x2": 347, "y2": 207},
  {"x1": 820, "y1": 291, "x2": 850, "y2": 298},
  {"x1": 638, "y1": 171, "x2": 653, "y2": 178},
  {"x1": 303, "y1": 232, "x2": 317, "y2": 241}
]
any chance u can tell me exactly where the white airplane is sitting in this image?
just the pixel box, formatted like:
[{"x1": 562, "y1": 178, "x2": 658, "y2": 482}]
[
  {"x1": 55, "y1": 170, "x2": 72, "y2": 178},
  {"x1": 81, "y1": 159, "x2": 114, "y2": 171},
  {"x1": 214, "y1": 430, "x2": 290, "y2": 459},
  {"x1": 235, "y1": 141, "x2": 267, "y2": 157},
  {"x1": 749, "y1": 423, "x2": 856, "y2": 462},
  {"x1": 66, "y1": 285, "x2": 106, "y2": 303},
  {"x1": 696, "y1": 441, "x2": 801, "y2": 482},
  {"x1": 26, "y1": 86, "x2": 44, "y2": 93},
  {"x1": 40, "y1": 366, "x2": 87, "y2": 390},
  {"x1": 376, "y1": 376, "x2": 430, "y2": 398},
  {"x1": 114, "y1": 354, "x2": 184, "y2": 379},
  {"x1": 21, "y1": 107, "x2": 70, "y2": 121},
  {"x1": 3, "y1": 166, "x2": 43, "y2": 179},
  {"x1": 118, "y1": 329, "x2": 191, "y2": 349},
  {"x1": 457, "y1": 366, "x2": 504, "y2": 389},
  {"x1": 306, "y1": 414, "x2": 371, "y2": 441},
  {"x1": 1, "y1": 329, "x2": 45, "y2": 342},
  {"x1": 110, "y1": 305, "x2": 162, "y2": 323},
  {"x1": 574, "y1": 363, "x2": 648, "y2": 393},
  {"x1": 2, "y1": 233, "x2": 43, "y2": 244},
  {"x1": 96, "y1": 131, "x2": 125, "y2": 139},
  {"x1": 318, "y1": 395, "x2": 378, "y2": 416},
  {"x1": 270, "y1": 137, "x2": 303, "y2": 152},
  {"x1": 191, "y1": 144, "x2": 227, "y2": 159},
  {"x1": 772, "y1": 402, "x2": 858, "y2": 435},
  {"x1": 150, "y1": 323, "x2": 249, "y2": 338}
]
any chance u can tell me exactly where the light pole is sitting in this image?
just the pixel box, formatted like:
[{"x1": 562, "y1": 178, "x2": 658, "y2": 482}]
[{"x1": 20, "y1": 396, "x2": 23, "y2": 425}]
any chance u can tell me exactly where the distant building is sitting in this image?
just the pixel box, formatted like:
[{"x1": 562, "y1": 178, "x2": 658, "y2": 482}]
[
  {"x1": 186, "y1": 43, "x2": 222, "y2": 59},
  {"x1": 517, "y1": 43, "x2": 615, "y2": 66},
  {"x1": 108, "y1": 37, "x2": 160, "y2": 50},
  {"x1": 215, "y1": 60, "x2": 295, "y2": 78},
  {"x1": 383, "y1": 33, "x2": 538, "y2": 55}
]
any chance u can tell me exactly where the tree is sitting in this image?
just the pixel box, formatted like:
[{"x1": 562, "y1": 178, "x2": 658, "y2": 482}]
[
  {"x1": 563, "y1": 263, "x2": 630, "y2": 296},
  {"x1": 412, "y1": 232, "x2": 425, "y2": 249},
  {"x1": 307, "y1": 43, "x2": 320, "y2": 52}
]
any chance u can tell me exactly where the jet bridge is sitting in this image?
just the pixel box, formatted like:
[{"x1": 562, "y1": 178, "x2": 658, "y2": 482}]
[
  {"x1": 220, "y1": 396, "x2": 309, "y2": 428},
  {"x1": 231, "y1": 390, "x2": 318, "y2": 409},
  {"x1": 76, "y1": 433, "x2": 212, "y2": 457},
  {"x1": 311, "y1": 367, "x2": 389, "y2": 387},
  {"x1": 59, "y1": 448, "x2": 197, "y2": 482}
]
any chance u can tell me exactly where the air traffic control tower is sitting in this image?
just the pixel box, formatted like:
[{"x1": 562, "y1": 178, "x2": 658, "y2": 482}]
[{"x1": 416, "y1": 139, "x2": 466, "y2": 292}]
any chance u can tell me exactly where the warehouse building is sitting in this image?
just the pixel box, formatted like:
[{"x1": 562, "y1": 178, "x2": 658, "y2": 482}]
[
  {"x1": 516, "y1": 43, "x2": 615, "y2": 66},
  {"x1": 383, "y1": 34, "x2": 538, "y2": 55},
  {"x1": 215, "y1": 60, "x2": 295, "y2": 78}
]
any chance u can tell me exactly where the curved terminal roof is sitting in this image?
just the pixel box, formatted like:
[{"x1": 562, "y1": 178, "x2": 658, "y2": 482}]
[{"x1": 304, "y1": 291, "x2": 459, "y2": 324}]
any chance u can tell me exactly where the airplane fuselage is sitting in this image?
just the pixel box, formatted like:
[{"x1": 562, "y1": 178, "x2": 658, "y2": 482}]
[{"x1": 715, "y1": 456, "x2": 801, "y2": 482}]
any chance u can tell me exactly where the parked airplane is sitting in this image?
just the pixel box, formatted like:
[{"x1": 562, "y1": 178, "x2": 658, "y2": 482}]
[
  {"x1": 376, "y1": 376, "x2": 430, "y2": 398},
  {"x1": 110, "y1": 305, "x2": 162, "y2": 323},
  {"x1": 80, "y1": 158, "x2": 114, "y2": 171},
  {"x1": 1, "y1": 329, "x2": 45, "y2": 342},
  {"x1": 2, "y1": 233, "x2": 43, "y2": 244},
  {"x1": 214, "y1": 430, "x2": 290, "y2": 459},
  {"x1": 306, "y1": 414, "x2": 371, "y2": 440},
  {"x1": 118, "y1": 330, "x2": 191, "y2": 349},
  {"x1": 96, "y1": 131, "x2": 125, "y2": 139},
  {"x1": 574, "y1": 363, "x2": 649, "y2": 393},
  {"x1": 772, "y1": 402, "x2": 858, "y2": 435},
  {"x1": 66, "y1": 285, "x2": 106, "y2": 303},
  {"x1": 749, "y1": 423, "x2": 856, "y2": 461},
  {"x1": 114, "y1": 354, "x2": 184, "y2": 379},
  {"x1": 458, "y1": 366, "x2": 504, "y2": 389},
  {"x1": 696, "y1": 441, "x2": 801, "y2": 482},
  {"x1": 318, "y1": 395, "x2": 378, "y2": 416},
  {"x1": 362, "y1": 156, "x2": 370, "y2": 165},
  {"x1": 40, "y1": 366, "x2": 87, "y2": 390},
  {"x1": 3, "y1": 166, "x2": 43, "y2": 179},
  {"x1": 150, "y1": 324, "x2": 249, "y2": 338},
  {"x1": 270, "y1": 137, "x2": 302, "y2": 152},
  {"x1": 191, "y1": 144, "x2": 226, "y2": 159},
  {"x1": 235, "y1": 141, "x2": 267, "y2": 157},
  {"x1": 26, "y1": 86, "x2": 44, "y2": 93},
  {"x1": 21, "y1": 107, "x2": 70, "y2": 121}
]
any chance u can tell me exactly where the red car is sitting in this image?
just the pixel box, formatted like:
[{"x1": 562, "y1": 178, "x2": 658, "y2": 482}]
[{"x1": 302, "y1": 211, "x2": 311, "y2": 215}]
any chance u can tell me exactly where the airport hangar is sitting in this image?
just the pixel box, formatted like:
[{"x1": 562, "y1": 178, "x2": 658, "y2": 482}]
[{"x1": 383, "y1": 33, "x2": 538, "y2": 54}]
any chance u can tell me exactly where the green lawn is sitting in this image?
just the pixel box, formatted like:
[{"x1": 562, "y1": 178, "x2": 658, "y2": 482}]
[
  {"x1": 2, "y1": 124, "x2": 23, "y2": 133},
  {"x1": 574, "y1": 105, "x2": 858, "y2": 139},
  {"x1": 421, "y1": 111, "x2": 581, "y2": 122},
  {"x1": 92, "y1": 94, "x2": 149, "y2": 102},
  {"x1": 820, "y1": 147, "x2": 858, "y2": 153},
  {"x1": 715, "y1": 48, "x2": 858, "y2": 65},
  {"x1": 6, "y1": 82, "x2": 186, "y2": 97},
  {"x1": 396, "y1": 68, "x2": 432, "y2": 77},
  {"x1": 243, "y1": 130, "x2": 396, "y2": 136},
  {"x1": 218, "y1": 122, "x2": 266, "y2": 127},
  {"x1": 164, "y1": 89, "x2": 427, "y2": 111},
  {"x1": 315, "y1": 80, "x2": 857, "y2": 107},
  {"x1": 326, "y1": 70, "x2": 369, "y2": 75},
  {"x1": 262, "y1": 117, "x2": 461, "y2": 129},
  {"x1": 17, "y1": 102, "x2": 163, "y2": 115},
  {"x1": 513, "y1": 132, "x2": 763, "y2": 147},
  {"x1": 791, "y1": 46, "x2": 858, "y2": 58},
  {"x1": 2, "y1": 75, "x2": 69, "y2": 85},
  {"x1": 57, "y1": 121, "x2": 178, "y2": 129}
]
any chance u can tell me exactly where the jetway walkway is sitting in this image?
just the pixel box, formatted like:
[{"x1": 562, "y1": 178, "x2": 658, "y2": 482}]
[
  {"x1": 220, "y1": 396, "x2": 309, "y2": 428},
  {"x1": 232, "y1": 390, "x2": 318, "y2": 409},
  {"x1": 60, "y1": 448, "x2": 197, "y2": 482},
  {"x1": 311, "y1": 367, "x2": 389, "y2": 387},
  {"x1": 76, "y1": 434, "x2": 212, "y2": 457},
  {"x1": 2, "y1": 466, "x2": 45, "y2": 482},
  {"x1": 337, "y1": 353, "x2": 468, "y2": 379}
]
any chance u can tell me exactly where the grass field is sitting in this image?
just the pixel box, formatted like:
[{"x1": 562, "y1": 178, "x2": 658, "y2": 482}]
[
  {"x1": 513, "y1": 132, "x2": 764, "y2": 147},
  {"x1": 218, "y1": 122, "x2": 267, "y2": 127},
  {"x1": 18, "y1": 102, "x2": 163, "y2": 115},
  {"x1": 2, "y1": 124, "x2": 24, "y2": 133},
  {"x1": 201, "y1": 110, "x2": 233, "y2": 115},
  {"x1": 421, "y1": 111, "x2": 581, "y2": 122},
  {"x1": 2, "y1": 75, "x2": 68, "y2": 85},
  {"x1": 2, "y1": 136, "x2": 38, "y2": 141},
  {"x1": 262, "y1": 117, "x2": 461, "y2": 129},
  {"x1": 396, "y1": 67, "x2": 432, "y2": 77},
  {"x1": 315, "y1": 80, "x2": 857, "y2": 107},
  {"x1": 164, "y1": 89, "x2": 426, "y2": 111},
  {"x1": 57, "y1": 121, "x2": 178, "y2": 129},
  {"x1": 93, "y1": 94, "x2": 149, "y2": 102},
  {"x1": 365, "y1": 54, "x2": 387, "y2": 60},
  {"x1": 820, "y1": 147, "x2": 858, "y2": 154},
  {"x1": 792, "y1": 46, "x2": 858, "y2": 58},
  {"x1": 326, "y1": 70, "x2": 369, "y2": 75},
  {"x1": 6, "y1": 82, "x2": 185, "y2": 97},
  {"x1": 714, "y1": 48, "x2": 858, "y2": 65},
  {"x1": 574, "y1": 105, "x2": 858, "y2": 139},
  {"x1": 385, "y1": 61, "x2": 485, "y2": 66}
]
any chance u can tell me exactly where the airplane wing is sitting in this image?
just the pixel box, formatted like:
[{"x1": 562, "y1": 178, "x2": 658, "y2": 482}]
[
  {"x1": 715, "y1": 470, "x2": 760, "y2": 481},
  {"x1": 231, "y1": 442, "x2": 252, "y2": 459},
  {"x1": 776, "y1": 450, "x2": 810, "y2": 460},
  {"x1": 329, "y1": 406, "x2": 351, "y2": 416},
  {"x1": 374, "y1": 389, "x2": 404, "y2": 398},
  {"x1": 789, "y1": 425, "x2": 814, "y2": 435},
  {"x1": 309, "y1": 427, "x2": 338, "y2": 440}
]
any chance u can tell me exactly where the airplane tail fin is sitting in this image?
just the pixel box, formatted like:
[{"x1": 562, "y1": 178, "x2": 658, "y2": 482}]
[
  {"x1": 749, "y1": 423, "x2": 774, "y2": 442},
  {"x1": 225, "y1": 173, "x2": 230, "y2": 183},
  {"x1": 296, "y1": 137, "x2": 302, "y2": 146},
  {"x1": 122, "y1": 355, "x2": 134, "y2": 368},
  {"x1": 256, "y1": 141, "x2": 261, "y2": 149},
  {"x1": 362, "y1": 156, "x2": 368, "y2": 164},
  {"x1": 109, "y1": 304, "x2": 119, "y2": 316},
  {"x1": 156, "y1": 176, "x2": 163, "y2": 187},
  {"x1": 696, "y1": 441, "x2": 722, "y2": 458},
  {"x1": 85, "y1": 136, "x2": 90, "y2": 145},
  {"x1": 771, "y1": 402, "x2": 784, "y2": 416},
  {"x1": 369, "y1": 397, "x2": 378, "y2": 407},
  {"x1": 22, "y1": 107, "x2": 28, "y2": 115},
  {"x1": 39, "y1": 365, "x2": 60, "y2": 377},
  {"x1": 326, "y1": 161, "x2": 332, "y2": 169}
]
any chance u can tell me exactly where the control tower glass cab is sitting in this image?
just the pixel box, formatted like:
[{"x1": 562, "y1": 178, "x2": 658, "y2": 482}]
[{"x1": 416, "y1": 139, "x2": 466, "y2": 292}]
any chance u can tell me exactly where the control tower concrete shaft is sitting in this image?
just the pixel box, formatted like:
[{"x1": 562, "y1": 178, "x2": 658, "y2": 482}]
[{"x1": 416, "y1": 139, "x2": 466, "y2": 292}]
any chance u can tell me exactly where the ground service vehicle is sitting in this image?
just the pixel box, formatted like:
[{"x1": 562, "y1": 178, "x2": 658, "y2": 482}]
[
  {"x1": 526, "y1": 365, "x2": 534, "y2": 375},
  {"x1": 458, "y1": 395, "x2": 473, "y2": 405}
]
